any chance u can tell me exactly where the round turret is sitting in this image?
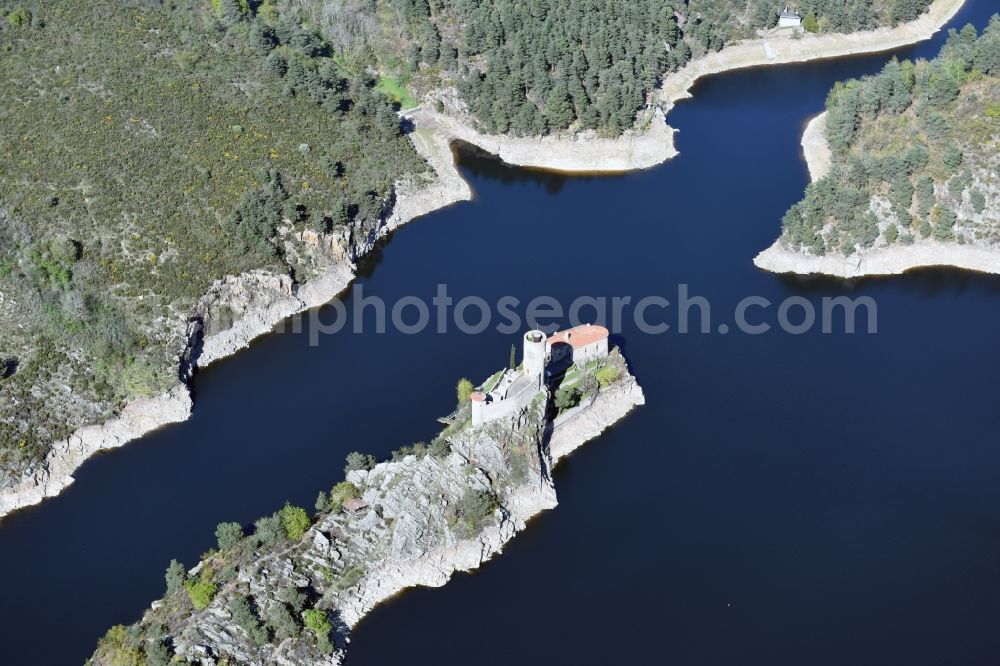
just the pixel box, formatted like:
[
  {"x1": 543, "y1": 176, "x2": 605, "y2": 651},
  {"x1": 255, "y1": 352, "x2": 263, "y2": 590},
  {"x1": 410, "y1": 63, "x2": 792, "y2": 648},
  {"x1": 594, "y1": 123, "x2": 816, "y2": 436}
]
[
  {"x1": 523, "y1": 330, "x2": 547, "y2": 379},
  {"x1": 470, "y1": 391, "x2": 486, "y2": 425}
]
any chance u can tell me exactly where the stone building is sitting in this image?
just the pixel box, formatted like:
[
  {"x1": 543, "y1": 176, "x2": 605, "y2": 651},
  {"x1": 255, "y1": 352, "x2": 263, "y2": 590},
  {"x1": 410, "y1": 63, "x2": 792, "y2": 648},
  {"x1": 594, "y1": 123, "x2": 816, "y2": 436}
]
[{"x1": 471, "y1": 325, "x2": 610, "y2": 426}]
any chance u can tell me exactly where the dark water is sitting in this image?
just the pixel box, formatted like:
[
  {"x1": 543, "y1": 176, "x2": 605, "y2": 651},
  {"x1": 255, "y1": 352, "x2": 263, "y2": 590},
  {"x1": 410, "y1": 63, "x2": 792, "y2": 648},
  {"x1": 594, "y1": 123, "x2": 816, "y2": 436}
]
[{"x1": 3, "y1": 2, "x2": 1000, "y2": 663}]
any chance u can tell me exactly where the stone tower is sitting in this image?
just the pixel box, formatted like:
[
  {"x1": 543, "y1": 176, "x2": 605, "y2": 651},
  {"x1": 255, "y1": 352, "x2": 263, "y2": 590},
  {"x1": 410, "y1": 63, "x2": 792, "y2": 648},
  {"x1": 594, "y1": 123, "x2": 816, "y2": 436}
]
[{"x1": 523, "y1": 329, "x2": 547, "y2": 384}]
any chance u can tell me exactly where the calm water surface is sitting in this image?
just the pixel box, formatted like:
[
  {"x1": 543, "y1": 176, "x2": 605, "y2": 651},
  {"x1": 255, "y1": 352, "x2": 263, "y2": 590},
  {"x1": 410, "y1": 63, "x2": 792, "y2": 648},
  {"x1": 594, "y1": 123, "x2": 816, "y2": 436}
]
[{"x1": 2, "y1": 2, "x2": 999, "y2": 663}]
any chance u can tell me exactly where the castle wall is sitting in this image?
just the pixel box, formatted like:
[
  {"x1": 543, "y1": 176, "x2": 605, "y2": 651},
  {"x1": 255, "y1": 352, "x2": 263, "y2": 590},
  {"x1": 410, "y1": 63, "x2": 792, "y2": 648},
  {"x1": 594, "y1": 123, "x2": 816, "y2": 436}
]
[{"x1": 573, "y1": 338, "x2": 609, "y2": 366}]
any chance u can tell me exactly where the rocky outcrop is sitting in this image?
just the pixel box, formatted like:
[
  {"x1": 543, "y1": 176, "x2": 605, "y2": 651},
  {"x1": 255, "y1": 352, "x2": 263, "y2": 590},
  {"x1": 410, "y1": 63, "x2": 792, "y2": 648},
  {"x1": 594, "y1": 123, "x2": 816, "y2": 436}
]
[
  {"x1": 409, "y1": 104, "x2": 677, "y2": 173},
  {"x1": 91, "y1": 359, "x2": 642, "y2": 666},
  {"x1": 801, "y1": 113, "x2": 832, "y2": 182},
  {"x1": 0, "y1": 111, "x2": 472, "y2": 523},
  {"x1": 0, "y1": 385, "x2": 191, "y2": 518},
  {"x1": 754, "y1": 239, "x2": 1000, "y2": 277},
  {"x1": 549, "y1": 376, "x2": 646, "y2": 464},
  {"x1": 3, "y1": 0, "x2": 964, "y2": 520},
  {"x1": 754, "y1": 88, "x2": 1000, "y2": 278}
]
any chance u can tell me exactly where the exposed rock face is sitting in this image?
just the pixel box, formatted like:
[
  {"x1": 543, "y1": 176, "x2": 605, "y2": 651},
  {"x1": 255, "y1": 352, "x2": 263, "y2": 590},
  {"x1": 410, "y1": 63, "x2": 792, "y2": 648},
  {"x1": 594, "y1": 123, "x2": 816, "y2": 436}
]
[
  {"x1": 0, "y1": 112, "x2": 471, "y2": 522},
  {"x1": 410, "y1": 104, "x2": 677, "y2": 173},
  {"x1": 91, "y1": 361, "x2": 643, "y2": 666},
  {"x1": 800, "y1": 113, "x2": 832, "y2": 182},
  {"x1": 754, "y1": 239, "x2": 1000, "y2": 277},
  {"x1": 0, "y1": 385, "x2": 191, "y2": 517},
  {"x1": 755, "y1": 105, "x2": 1000, "y2": 279},
  {"x1": 1, "y1": 0, "x2": 962, "y2": 521}
]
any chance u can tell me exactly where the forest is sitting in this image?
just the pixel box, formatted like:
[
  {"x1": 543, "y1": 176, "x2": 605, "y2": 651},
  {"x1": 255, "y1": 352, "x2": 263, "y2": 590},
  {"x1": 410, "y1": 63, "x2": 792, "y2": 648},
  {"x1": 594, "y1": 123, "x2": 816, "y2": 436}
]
[
  {"x1": 299, "y1": 0, "x2": 934, "y2": 136},
  {"x1": 0, "y1": 0, "x2": 426, "y2": 480},
  {"x1": 780, "y1": 17, "x2": 1000, "y2": 256},
  {"x1": 0, "y1": 0, "x2": 949, "y2": 490}
]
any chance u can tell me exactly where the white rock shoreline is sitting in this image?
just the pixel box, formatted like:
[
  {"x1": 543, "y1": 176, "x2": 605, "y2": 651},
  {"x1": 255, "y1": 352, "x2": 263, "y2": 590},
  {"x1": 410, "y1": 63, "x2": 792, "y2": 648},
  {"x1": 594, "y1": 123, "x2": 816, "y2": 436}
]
[
  {"x1": 337, "y1": 375, "x2": 645, "y2": 634},
  {"x1": 0, "y1": 0, "x2": 967, "y2": 520},
  {"x1": 144, "y1": 370, "x2": 644, "y2": 666},
  {"x1": 754, "y1": 106, "x2": 1000, "y2": 278},
  {"x1": 754, "y1": 240, "x2": 1000, "y2": 277},
  {"x1": 0, "y1": 119, "x2": 472, "y2": 522},
  {"x1": 419, "y1": 0, "x2": 966, "y2": 174},
  {"x1": 800, "y1": 112, "x2": 832, "y2": 181}
]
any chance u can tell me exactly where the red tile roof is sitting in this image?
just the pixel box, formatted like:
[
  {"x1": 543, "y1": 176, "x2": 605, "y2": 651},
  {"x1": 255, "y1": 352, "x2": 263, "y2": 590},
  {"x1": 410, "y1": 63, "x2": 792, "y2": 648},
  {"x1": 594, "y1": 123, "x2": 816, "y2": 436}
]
[
  {"x1": 547, "y1": 324, "x2": 609, "y2": 349},
  {"x1": 470, "y1": 391, "x2": 486, "y2": 402}
]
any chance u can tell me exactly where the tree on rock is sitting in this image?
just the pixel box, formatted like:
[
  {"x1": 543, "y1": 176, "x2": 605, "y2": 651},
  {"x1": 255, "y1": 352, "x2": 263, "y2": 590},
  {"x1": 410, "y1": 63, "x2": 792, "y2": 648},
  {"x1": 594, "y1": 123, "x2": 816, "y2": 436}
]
[
  {"x1": 303, "y1": 608, "x2": 334, "y2": 654},
  {"x1": 456, "y1": 378, "x2": 474, "y2": 405},
  {"x1": 280, "y1": 503, "x2": 311, "y2": 541}
]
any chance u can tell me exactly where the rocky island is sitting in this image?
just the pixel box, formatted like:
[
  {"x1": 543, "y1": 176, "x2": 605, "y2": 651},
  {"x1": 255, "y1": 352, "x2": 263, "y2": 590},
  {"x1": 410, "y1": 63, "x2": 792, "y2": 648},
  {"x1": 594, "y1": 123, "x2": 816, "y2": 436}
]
[
  {"x1": 87, "y1": 335, "x2": 644, "y2": 666},
  {"x1": 755, "y1": 17, "x2": 1000, "y2": 277}
]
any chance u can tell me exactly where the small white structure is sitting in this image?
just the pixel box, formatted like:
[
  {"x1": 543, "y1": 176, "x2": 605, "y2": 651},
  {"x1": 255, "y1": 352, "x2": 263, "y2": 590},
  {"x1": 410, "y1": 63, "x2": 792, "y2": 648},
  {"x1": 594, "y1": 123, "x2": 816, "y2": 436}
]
[
  {"x1": 470, "y1": 325, "x2": 610, "y2": 426},
  {"x1": 778, "y1": 8, "x2": 802, "y2": 28}
]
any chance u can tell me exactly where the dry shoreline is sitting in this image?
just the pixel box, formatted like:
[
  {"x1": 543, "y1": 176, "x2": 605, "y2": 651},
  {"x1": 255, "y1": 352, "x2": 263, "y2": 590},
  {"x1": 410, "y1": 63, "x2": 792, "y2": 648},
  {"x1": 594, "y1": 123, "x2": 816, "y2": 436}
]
[
  {"x1": 427, "y1": 0, "x2": 966, "y2": 173},
  {"x1": 754, "y1": 241, "x2": 1000, "y2": 277},
  {"x1": 335, "y1": 376, "x2": 645, "y2": 636},
  {"x1": 657, "y1": 0, "x2": 965, "y2": 120},
  {"x1": 754, "y1": 104, "x2": 1000, "y2": 278},
  {"x1": 0, "y1": 0, "x2": 968, "y2": 520},
  {"x1": 801, "y1": 112, "x2": 832, "y2": 181},
  {"x1": 0, "y1": 124, "x2": 471, "y2": 522}
]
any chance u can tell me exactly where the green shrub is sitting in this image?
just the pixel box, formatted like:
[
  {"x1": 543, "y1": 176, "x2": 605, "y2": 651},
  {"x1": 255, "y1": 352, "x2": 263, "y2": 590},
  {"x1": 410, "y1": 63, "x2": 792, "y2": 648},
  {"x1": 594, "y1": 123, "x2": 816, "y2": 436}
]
[
  {"x1": 280, "y1": 502, "x2": 311, "y2": 540},
  {"x1": 594, "y1": 366, "x2": 620, "y2": 388},
  {"x1": 145, "y1": 638, "x2": 172, "y2": 666},
  {"x1": 230, "y1": 594, "x2": 270, "y2": 645},
  {"x1": 315, "y1": 490, "x2": 331, "y2": 514},
  {"x1": 215, "y1": 521, "x2": 245, "y2": 551},
  {"x1": 428, "y1": 437, "x2": 451, "y2": 457},
  {"x1": 254, "y1": 513, "x2": 286, "y2": 546},
  {"x1": 450, "y1": 488, "x2": 500, "y2": 538},
  {"x1": 7, "y1": 7, "x2": 31, "y2": 28},
  {"x1": 883, "y1": 224, "x2": 899, "y2": 244},
  {"x1": 344, "y1": 451, "x2": 376, "y2": 474},
  {"x1": 970, "y1": 189, "x2": 986, "y2": 213},
  {"x1": 555, "y1": 385, "x2": 582, "y2": 411},
  {"x1": 93, "y1": 625, "x2": 144, "y2": 666},
  {"x1": 266, "y1": 603, "x2": 301, "y2": 642},
  {"x1": 328, "y1": 481, "x2": 358, "y2": 512},
  {"x1": 391, "y1": 441, "x2": 427, "y2": 461},
  {"x1": 164, "y1": 559, "x2": 187, "y2": 595},
  {"x1": 185, "y1": 579, "x2": 217, "y2": 610},
  {"x1": 456, "y1": 377, "x2": 474, "y2": 405},
  {"x1": 302, "y1": 608, "x2": 333, "y2": 654}
]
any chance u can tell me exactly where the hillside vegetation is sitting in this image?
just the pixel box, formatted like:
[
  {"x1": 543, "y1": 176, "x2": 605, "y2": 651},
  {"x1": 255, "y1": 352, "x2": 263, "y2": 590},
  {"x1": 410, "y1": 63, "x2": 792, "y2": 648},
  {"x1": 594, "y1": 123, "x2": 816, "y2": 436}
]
[
  {"x1": 297, "y1": 0, "x2": 933, "y2": 136},
  {"x1": 780, "y1": 17, "x2": 1000, "y2": 256},
  {"x1": 0, "y1": 0, "x2": 426, "y2": 484},
  {"x1": 0, "y1": 0, "x2": 944, "y2": 490}
]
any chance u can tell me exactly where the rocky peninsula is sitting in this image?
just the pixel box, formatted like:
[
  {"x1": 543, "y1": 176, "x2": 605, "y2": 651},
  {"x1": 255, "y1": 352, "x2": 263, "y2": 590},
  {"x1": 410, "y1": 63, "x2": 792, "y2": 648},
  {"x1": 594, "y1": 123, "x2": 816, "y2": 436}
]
[
  {"x1": 755, "y1": 114, "x2": 1000, "y2": 277},
  {"x1": 755, "y1": 17, "x2": 1000, "y2": 279},
  {"x1": 0, "y1": 0, "x2": 966, "y2": 520},
  {"x1": 88, "y1": 350, "x2": 644, "y2": 666}
]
